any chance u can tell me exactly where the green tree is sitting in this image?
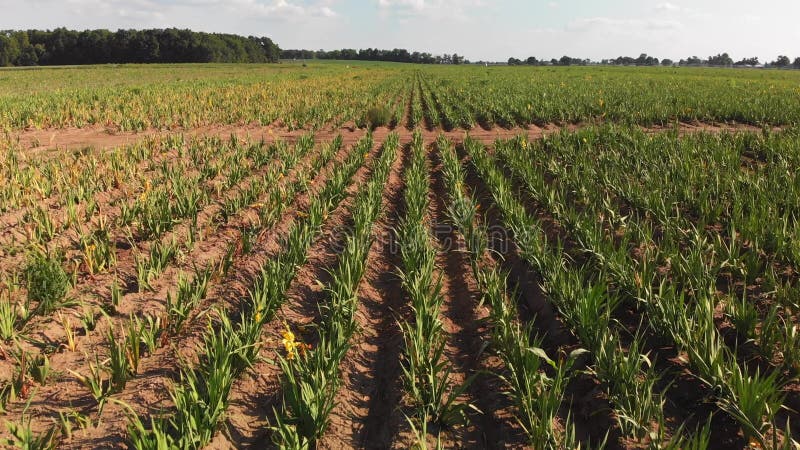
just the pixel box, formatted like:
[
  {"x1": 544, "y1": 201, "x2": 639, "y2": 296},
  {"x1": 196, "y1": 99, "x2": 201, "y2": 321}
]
[
  {"x1": 0, "y1": 33, "x2": 20, "y2": 66},
  {"x1": 734, "y1": 57, "x2": 759, "y2": 66},
  {"x1": 707, "y1": 53, "x2": 733, "y2": 66},
  {"x1": 772, "y1": 55, "x2": 790, "y2": 67}
]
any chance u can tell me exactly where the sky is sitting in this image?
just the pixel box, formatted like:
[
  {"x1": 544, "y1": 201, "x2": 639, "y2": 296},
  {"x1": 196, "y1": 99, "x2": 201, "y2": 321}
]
[{"x1": 1, "y1": 0, "x2": 798, "y2": 62}]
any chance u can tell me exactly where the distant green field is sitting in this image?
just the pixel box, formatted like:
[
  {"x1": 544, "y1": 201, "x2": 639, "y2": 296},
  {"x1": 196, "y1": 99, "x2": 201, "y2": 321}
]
[{"x1": 1, "y1": 62, "x2": 799, "y2": 131}]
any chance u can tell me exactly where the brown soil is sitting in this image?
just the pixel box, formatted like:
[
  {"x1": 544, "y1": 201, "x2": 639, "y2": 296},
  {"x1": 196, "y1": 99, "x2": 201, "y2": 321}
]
[
  {"x1": 457, "y1": 144, "x2": 620, "y2": 445},
  {"x1": 318, "y1": 139, "x2": 409, "y2": 449},
  {"x1": 217, "y1": 127, "x2": 386, "y2": 448},
  {"x1": 0, "y1": 125, "x2": 796, "y2": 449},
  {"x1": 427, "y1": 144, "x2": 527, "y2": 448},
  {"x1": 0, "y1": 135, "x2": 321, "y2": 368},
  {"x1": 0, "y1": 135, "x2": 352, "y2": 447},
  {"x1": 3, "y1": 121, "x2": 772, "y2": 157}
]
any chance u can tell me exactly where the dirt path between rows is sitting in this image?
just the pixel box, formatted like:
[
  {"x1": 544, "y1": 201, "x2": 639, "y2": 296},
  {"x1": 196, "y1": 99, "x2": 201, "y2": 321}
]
[
  {"x1": 214, "y1": 131, "x2": 386, "y2": 449},
  {"x1": 318, "y1": 138, "x2": 409, "y2": 450},
  {"x1": 427, "y1": 143, "x2": 526, "y2": 448},
  {"x1": 4, "y1": 121, "x2": 775, "y2": 157}
]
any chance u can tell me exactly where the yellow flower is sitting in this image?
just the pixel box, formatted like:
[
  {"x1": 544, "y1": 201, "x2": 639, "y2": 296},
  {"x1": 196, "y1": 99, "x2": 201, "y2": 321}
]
[
  {"x1": 282, "y1": 326, "x2": 298, "y2": 359},
  {"x1": 281, "y1": 325, "x2": 310, "y2": 360}
]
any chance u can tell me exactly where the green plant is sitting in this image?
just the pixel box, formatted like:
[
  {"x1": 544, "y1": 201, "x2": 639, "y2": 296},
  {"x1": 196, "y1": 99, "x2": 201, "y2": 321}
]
[
  {"x1": 69, "y1": 353, "x2": 111, "y2": 412},
  {"x1": 110, "y1": 278, "x2": 123, "y2": 309},
  {"x1": 106, "y1": 326, "x2": 133, "y2": 391},
  {"x1": 165, "y1": 267, "x2": 211, "y2": 333},
  {"x1": 29, "y1": 354, "x2": 51, "y2": 385},
  {"x1": 4, "y1": 418, "x2": 59, "y2": 450},
  {"x1": 272, "y1": 133, "x2": 398, "y2": 448},
  {"x1": 25, "y1": 252, "x2": 69, "y2": 315},
  {"x1": 57, "y1": 409, "x2": 92, "y2": 441},
  {"x1": 395, "y1": 132, "x2": 472, "y2": 436},
  {"x1": 28, "y1": 206, "x2": 56, "y2": 243},
  {"x1": 78, "y1": 303, "x2": 97, "y2": 333},
  {"x1": 0, "y1": 295, "x2": 19, "y2": 341},
  {"x1": 364, "y1": 106, "x2": 392, "y2": 129},
  {"x1": 77, "y1": 217, "x2": 116, "y2": 275},
  {"x1": 131, "y1": 314, "x2": 163, "y2": 354}
]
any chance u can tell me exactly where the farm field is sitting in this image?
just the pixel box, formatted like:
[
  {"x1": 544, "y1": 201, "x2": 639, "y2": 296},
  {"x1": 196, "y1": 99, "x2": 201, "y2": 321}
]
[{"x1": 0, "y1": 61, "x2": 799, "y2": 449}]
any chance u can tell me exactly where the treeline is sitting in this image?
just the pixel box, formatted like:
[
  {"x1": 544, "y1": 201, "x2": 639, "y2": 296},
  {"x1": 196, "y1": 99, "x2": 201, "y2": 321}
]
[
  {"x1": 0, "y1": 28, "x2": 281, "y2": 66},
  {"x1": 281, "y1": 48, "x2": 468, "y2": 64},
  {"x1": 508, "y1": 52, "x2": 800, "y2": 68},
  {"x1": 507, "y1": 56, "x2": 590, "y2": 66},
  {"x1": 677, "y1": 54, "x2": 800, "y2": 68}
]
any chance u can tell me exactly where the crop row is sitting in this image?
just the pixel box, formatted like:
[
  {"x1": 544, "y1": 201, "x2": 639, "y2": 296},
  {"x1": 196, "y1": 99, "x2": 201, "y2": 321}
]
[
  {"x1": 468, "y1": 131, "x2": 798, "y2": 447},
  {"x1": 3, "y1": 64, "x2": 800, "y2": 135},
  {"x1": 0, "y1": 134, "x2": 343, "y2": 445}
]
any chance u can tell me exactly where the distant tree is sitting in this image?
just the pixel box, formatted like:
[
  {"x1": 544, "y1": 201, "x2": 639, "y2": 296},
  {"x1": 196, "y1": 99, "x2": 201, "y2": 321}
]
[
  {"x1": 282, "y1": 47, "x2": 451, "y2": 64},
  {"x1": 734, "y1": 57, "x2": 759, "y2": 66},
  {"x1": 794, "y1": 57, "x2": 800, "y2": 69},
  {"x1": 0, "y1": 33, "x2": 20, "y2": 66},
  {"x1": 16, "y1": 43, "x2": 39, "y2": 66},
  {"x1": 452, "y1": 53, "x2": 464, "y2": 65},
  {"x1": 507, "y1": 57, "x2": 522, "y2": 66},
  {"x1": 682, "y1": 56, "x2": 704, "y2": 65},
  {"x1": 250, "y1": 36, "x2": 280, "y2": 62},
  {"x1": 707, "y1": 53, "x2": 733, "y2": 66},
  {"x1": 130, "y1": 32, "x2": 160, "y2": 63},
  {"x1": 772, "y1": 55, "x2": 791, "y2": 67},
  {"x1": 4, "y1": 28, "x2": 281, "y2": 66},
  {"x1": 661, "y1": 58, "x2": 673, "y2": 66},
  {"x1": 525, "y1": 56, "x2": 539, "y2": 65},
  {"x1": 634, "y1": 53, "x2": 659, "y2": 66},
  {"x1": 613, "y1": 56, "x2": 635, "y2": 65}
]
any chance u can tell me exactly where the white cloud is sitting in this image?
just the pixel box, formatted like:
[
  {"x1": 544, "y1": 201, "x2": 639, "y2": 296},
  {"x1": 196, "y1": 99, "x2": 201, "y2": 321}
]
[
  {"x1": 655, "y1": 2, "x2": 680, "y2": 11},
  {"x1": 377, "y1": 0, "x2": 487, "y2": 21},
  {"x1": 28, "y1": 0, "x2": 339, "y2": 23},
  {"x1": 222, "y1": 0, "x2": 339, "y2": 20},
  {"x1": 2, "y1": 0, "x2": 799, "y2": 63},
  {"x1": 567, "y1": 16, "x2": 683, "y2": 33}
]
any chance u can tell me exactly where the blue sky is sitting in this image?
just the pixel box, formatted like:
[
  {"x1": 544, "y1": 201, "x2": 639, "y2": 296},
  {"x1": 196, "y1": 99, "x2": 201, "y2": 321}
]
[{"x1": 2, "y1": 0, "x2": 798, "y2": 62}]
